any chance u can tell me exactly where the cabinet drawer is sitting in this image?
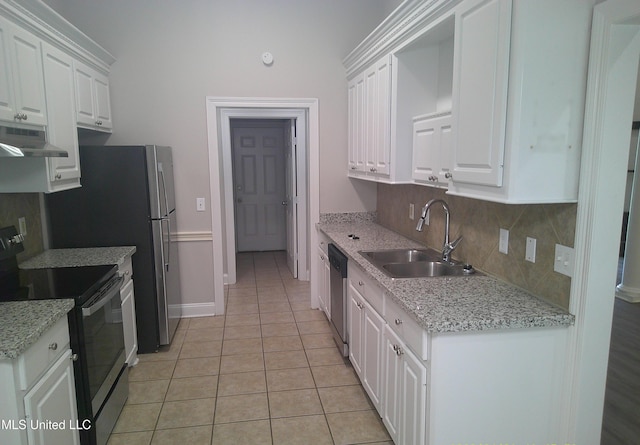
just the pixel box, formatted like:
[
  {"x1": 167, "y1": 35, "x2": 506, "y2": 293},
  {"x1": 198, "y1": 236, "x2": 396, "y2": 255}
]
[
  {"x1": 119, "y1": 256, "x2": 133, "y2": 285},
  {"x1": 318, "y1": 232, "x2": 330, "y2": 256},
  {"x1": 349, "y1": 264, "x2": 384, "y2": 315},
  {"x1": 384, "y1": 297, "x2": 429, "y2": 361},
  {"x1": 17, "y1": 317, "x2": 70, "y2": 390}
]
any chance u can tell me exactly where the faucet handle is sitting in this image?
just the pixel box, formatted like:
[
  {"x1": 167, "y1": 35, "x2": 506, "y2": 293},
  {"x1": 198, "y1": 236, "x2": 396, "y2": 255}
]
[
  {"x1": 446, "y1": 236, "x2": 463, "y2": 250},
  {"x1": 442, "y1": 236, "x2": 463, "y2": 262}
]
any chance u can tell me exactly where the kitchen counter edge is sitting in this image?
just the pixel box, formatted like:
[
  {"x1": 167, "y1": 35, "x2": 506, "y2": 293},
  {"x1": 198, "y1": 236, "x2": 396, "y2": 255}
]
[
  {"x1": 19, "y1": 246, "x2": 137, "y2": 270},
  {"x1": 0, "y1": 299, "x2": 75, "y2": 360}
]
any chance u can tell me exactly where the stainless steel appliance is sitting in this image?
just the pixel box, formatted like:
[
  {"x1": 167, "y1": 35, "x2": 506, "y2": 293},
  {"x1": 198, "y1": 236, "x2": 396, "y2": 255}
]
[
  {"x1": 0, "y1": 226, "x2": 127, "y2": 445},
  {"x1": 328, "y1": 243, "x2": 348, "y2": 357},
  {"x1": 46, "y1": 145, "x2": 182, "y2": 353},
  {"x1": 0, "y1": 123, "x2": 68, "y2": 157}
]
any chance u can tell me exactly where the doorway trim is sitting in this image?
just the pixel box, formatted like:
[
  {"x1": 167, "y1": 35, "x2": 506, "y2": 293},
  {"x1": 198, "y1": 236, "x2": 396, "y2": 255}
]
[
  {"x1": 561, "y1": 1, "x2": 640, "y2": 442},
  {"x1": 205, "y1": 97, "x2": 320, "y2": 314}
]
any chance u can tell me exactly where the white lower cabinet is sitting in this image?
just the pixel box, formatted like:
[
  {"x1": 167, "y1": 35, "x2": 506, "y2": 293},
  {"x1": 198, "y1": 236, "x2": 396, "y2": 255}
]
[
  {"x1": 383, "y1": 325, "x2": 427, "y2": 445},
  {"x1": 316, "y1": 242, "x2": 331, "y2": 321},
  {"x1": 23, "y1": 349, "x2": 80, "y2": 445},
  {"x1": 118, "y1": 255, "x2": 138, "y2": 367},
  {"x1": 0, "y1": 317, "x2": 80, "y2": 445}
]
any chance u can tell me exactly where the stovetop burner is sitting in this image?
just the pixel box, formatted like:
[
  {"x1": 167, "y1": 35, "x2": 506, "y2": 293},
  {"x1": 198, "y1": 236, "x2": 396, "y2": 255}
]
[{"x1": 0, "y1": 225, "x2": 117, "y2": 304}]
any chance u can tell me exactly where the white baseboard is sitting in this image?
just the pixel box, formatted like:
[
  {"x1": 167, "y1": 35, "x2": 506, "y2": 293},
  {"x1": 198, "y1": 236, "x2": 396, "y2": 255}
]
[{"x1": 171, "y1": 302, "x2": 219, "y2": 318}]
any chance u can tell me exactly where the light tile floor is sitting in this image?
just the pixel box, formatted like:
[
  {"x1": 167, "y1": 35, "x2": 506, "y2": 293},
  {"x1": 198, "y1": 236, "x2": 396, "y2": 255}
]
[{"x1": 107, "y1": 251, "x2": 393, "y2": 445}]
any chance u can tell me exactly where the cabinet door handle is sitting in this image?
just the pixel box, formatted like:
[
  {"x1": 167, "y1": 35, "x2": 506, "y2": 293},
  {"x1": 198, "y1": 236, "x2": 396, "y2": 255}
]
[
  {"x1": 70, "y1": 353, "x2": 78, "y2": 361},
  {"x1": 55, "y1": 173, "x2": 62, "y2": 180},
  {"x1": 444, "y1": 172, "x2": 452, "y2": 179},
  {"x1": 358, "y1": 281, "x2": 364, "y2": 286},
  {"x1": 356, "y1": 302, "x2": 364, "y2": 310},
  {"x1": 396, "y1": 346, "x2": 404, "y2": 356},
  {"x1": 49, "y1": 342, "x2": 58, "y2": 351},
  {"x1": 394, "y1": 318, "x2": 403, "y2": 325}
]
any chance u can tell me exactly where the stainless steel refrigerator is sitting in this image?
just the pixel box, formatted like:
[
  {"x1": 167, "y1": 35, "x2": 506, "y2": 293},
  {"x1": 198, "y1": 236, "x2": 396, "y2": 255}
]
[{"x1": 46, "y1": 145, "x2": 181, "y2": 353}]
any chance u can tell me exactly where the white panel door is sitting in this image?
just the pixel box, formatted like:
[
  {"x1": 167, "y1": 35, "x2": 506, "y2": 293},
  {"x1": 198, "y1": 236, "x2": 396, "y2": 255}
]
[
  {"x1": 233, "y1": 125, "x2": 287, "y2": 252},
  {"x1": 284, "y1": 119, "x2": 298, "y2": 277}
]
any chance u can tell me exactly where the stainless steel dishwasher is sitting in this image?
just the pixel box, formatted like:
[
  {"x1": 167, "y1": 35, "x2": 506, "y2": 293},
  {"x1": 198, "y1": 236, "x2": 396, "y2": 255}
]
[{"x1": 328, "y1": 243, "x2": 348, "y2": 357}]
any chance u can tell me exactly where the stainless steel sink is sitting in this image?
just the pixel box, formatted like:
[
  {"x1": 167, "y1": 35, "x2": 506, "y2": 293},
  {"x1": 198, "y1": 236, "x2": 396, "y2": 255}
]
[
  {"x1": 382, "y1": 261, "x2": 470, "y2": 278},
  {"x1": 359, "y1": 248, "x2": 480, "y2": 279},
  {"x1": 360, "y1": 248, "x2": 441, "y2": 264}
]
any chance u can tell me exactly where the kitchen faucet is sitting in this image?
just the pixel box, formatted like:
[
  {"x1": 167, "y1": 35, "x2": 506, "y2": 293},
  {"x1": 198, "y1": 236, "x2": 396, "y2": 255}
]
[{"x1": 415, "y1": 199, "x2": 462, "y2": 263}]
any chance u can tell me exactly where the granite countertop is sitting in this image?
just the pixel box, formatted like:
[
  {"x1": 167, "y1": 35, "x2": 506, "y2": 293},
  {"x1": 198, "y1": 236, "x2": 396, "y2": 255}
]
[
  {"x1": 0, "y1": 299, "x2": 75, "y2": 360},
  {"x1": 318, "y1": 220, "x2": 574, "y2": 334},
  {"x1": 19, "y1": 246, "x2": 136, "y2": 269}
]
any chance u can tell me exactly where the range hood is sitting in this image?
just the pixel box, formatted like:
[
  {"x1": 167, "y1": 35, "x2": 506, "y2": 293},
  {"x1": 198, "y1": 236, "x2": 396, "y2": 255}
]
[{"x1": 0, "y1": 125, "x2": 68, "y2": 158}]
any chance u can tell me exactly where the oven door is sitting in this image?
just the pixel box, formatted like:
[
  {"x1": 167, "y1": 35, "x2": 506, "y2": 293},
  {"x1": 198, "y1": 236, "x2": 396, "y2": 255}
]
[{"x1": 80, "y1": 275, "x2": 126, "y2": 420}]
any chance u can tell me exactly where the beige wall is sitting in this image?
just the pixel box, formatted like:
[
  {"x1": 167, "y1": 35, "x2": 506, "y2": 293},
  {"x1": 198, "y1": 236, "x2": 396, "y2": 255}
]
[
  {"x1": 377, "y1": 184, "x2": 576, "y2": 309},
  {"x1": 36, "y1": 0, "x2": 388, "y2": 309},
  {"x1": 0, "y1": 194, "x2": 44, "y2": 261}
]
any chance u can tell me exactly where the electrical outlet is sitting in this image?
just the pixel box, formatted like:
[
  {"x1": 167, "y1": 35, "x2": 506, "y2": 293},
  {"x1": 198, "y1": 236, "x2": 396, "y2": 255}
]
[
  {"x1": 196, "y1": 198, "x2": 206, "y2": 212},
  {"x1": 409, "y1": 203, "x2": 415, "y2": 220},
  {"x1": 18, "y1": 217, "x2": 27, "y2": 236},
  {"x1": 525, "y1": 237, "x2": 536, "y2": 263},
  {"x1": 499, "y1": 228, "x2": 509, "y2": 254},
  {"x1": 554, "y1": 244, "x2": 575, "y2": 277}
]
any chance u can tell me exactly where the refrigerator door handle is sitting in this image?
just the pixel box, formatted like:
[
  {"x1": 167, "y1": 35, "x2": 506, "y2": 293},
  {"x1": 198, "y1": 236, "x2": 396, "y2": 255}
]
[{"x1": 159, "y1": 166, "x2": 171, "y2": 269}]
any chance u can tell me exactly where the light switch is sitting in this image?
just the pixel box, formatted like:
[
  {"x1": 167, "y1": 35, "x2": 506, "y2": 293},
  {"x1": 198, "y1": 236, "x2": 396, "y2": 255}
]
[
  {"x1": 554, "y1": 244, "x2": 575, "y2": 277},
  {"x1": 409, "y1": 203, "x2": 415, "y2": 220},
  {"x1": 525, "y1": 237, "x2": 536, "y2": 263},
  {"x1": 499, "y1": 228, "x2": 509, "y2": 254},
  {"x1": 196, "y1": 198, "x2": 206, "y2": 212}
]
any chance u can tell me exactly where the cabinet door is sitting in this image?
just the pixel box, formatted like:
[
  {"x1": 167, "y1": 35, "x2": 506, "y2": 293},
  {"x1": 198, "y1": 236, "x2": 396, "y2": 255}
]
[
  {"x1": 401, "y1": 345, "x2": 428, "y2": 445},
  {"x1": 42, "y1": 42, "x2": 80, "y2": 190},
  {"x1": 373, "y1": 55, "x2": 391, "y2": 176},
  {"x1": 121, "y1": 279, "x2": 138, "y2": 366},
  {"x1": 362, "y1": 301, "x2": 384, "y2": 412},
  {"x1": 74, "y1": 60, "x2": 112, "y2": 131},
  {"x1": 93, "y1": 70, "x2": 112, "y2": 130},
  {"x1": 451, "y1": 0, "x2": 511, "y2": 186},
  {"x1": 23, "y1": 349, "x2": 80, "y2": 445},
  {"x1": 323, "y1": 255, "x2": 331, "y2": 320},
  {"x1": 363, "y1": 56, "x2": 391, "y2": 176},
  {"x1": 73, "y1": 61, "x2": 96, "y2": 125},
  {"x1": 382, "y1": 325, "x2": 402, "y2": 443},
  {"x1": 1, "y1": 18, "x2": 47, "y2": 125},
  {"x1": 0, "y1": 20, "x2": 16, "y2": 122},
  {"x1": 412, "y1": 112, "x2": 452, "y2": 186},
  {"x1": 348, "y1": 73, "x2": 366, "y2": 173},
  {"x1": 348, "y1": 283, "x2": 365, "y2": 377}
]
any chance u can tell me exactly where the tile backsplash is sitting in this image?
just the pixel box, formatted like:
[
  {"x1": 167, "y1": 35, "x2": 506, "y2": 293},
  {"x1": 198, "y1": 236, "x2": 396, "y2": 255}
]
[
  {"x1": 377, "y1": 184, "x2": 576, "y2": 309},
  {"x1": 0, "y1": 193, "x2": 44, "y2": 261}
]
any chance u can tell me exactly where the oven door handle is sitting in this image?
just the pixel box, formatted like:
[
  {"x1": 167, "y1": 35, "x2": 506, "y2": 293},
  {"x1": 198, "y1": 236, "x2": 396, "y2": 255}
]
[{"x1": 82, "y1": 276, "x2": 124, "y2": 317}]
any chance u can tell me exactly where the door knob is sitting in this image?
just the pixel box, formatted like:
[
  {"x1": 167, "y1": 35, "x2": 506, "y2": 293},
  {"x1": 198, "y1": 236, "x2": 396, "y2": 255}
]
[{"x1": 282, "y1": 201, "x2": 287, "y2": 206}]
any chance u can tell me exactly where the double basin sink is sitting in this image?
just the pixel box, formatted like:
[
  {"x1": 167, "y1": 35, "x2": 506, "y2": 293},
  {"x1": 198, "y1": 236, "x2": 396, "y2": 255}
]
[{"x1": 359, "y1": 248, "x2": 479, "y2": 279}]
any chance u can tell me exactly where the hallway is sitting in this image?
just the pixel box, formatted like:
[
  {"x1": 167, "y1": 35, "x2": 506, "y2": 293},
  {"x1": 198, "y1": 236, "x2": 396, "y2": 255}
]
[{"x1": 107, "y1": 251, "x2": 392, "y2": 445}]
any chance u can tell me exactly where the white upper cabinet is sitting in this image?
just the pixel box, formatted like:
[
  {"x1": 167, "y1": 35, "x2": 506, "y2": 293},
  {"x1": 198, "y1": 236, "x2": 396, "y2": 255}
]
[
  {"x1": 345, "y1": 0, "x2": 594, "y2": 203},
  {"x1": 42, "y1": 41, "x2": 81, "y2": 191},
  {"x1": 450, "y1": 0, "x2": 510, "y2": 188},
  {"x1": 0, "y1": 15, "x2": 47, "y2": 126},
  {"x1": 412, "y1": 111, "x2": 452, "y2": 186},
  {"x1": 448, "y1": 0, "x2": 594, "y2": 203},
  {"x1": 74, "y1": 60, "x2": 112, "y2": 131},
  {"x1": 348, "y1": 55, "x2": 392, "y2": 180}
]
